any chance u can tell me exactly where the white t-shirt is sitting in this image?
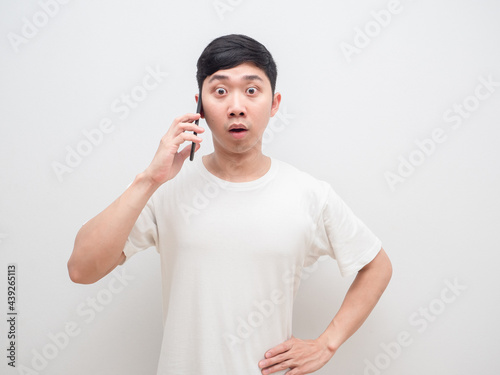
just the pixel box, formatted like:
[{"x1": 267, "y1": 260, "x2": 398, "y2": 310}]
[{"x1": 122, "y1": 156, "x2": 382, "y2": 375}]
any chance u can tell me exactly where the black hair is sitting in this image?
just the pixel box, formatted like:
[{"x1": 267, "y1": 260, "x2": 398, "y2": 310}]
[{"x1": 196, "y1": 34, "x2": 277, "y2": 95}]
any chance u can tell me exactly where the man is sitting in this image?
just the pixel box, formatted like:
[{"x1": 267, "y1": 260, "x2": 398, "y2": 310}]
[{"x1": 68, "y1": 34, "x2": 392, "y2": 375}]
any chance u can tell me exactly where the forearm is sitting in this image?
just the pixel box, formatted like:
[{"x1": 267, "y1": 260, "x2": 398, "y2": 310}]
[
  {"x1": 318, "y1": 248, "x2": 392, "y2": 353},
  {"x1": 67, "y1": 113, "x2": 204, "y2": 284},
  {"x1": 67, "y1": 172, "x2": 159, "y2": 284}
]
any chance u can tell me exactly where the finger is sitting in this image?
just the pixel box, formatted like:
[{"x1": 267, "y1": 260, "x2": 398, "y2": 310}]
[
  {"x1": 259, "y1": 353, "x2": 289, "y2": 369},
  {"x1": 169, "y1": 119, "x2": 203, "y2": 139},
  {"x1": 261, "y1": 360, "x2": 292, "y2": 375},
  {"x1": 173, "y1": 113, "x2": 201, "y2": 125},
  {"x1": 171, "y1": 132, "x2": 203, "y2": 147},
  {"x1": 178, "y1": 122, "x2": 205, "y2": 134},
  {"x1": 265, "y1": 342, "x2": 292, "y2": 358}
]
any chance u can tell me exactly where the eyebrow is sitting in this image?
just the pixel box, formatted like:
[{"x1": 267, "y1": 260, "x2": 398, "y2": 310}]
[{"x1": 207, "y1": 74, "x2": 264, "y2": 84}]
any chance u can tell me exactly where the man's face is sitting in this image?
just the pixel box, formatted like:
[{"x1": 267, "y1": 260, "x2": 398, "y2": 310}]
[{"x1": 198, "y1": 62, "x2": 281, "y2": 156}]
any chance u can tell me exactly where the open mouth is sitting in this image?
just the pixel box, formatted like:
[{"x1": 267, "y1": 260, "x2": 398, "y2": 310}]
[{"x1": 228, "y1": 126, "x2": 248, "y2": 139}]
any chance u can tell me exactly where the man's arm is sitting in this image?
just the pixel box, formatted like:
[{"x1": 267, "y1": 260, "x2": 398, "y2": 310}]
[
  {"x1": 259, "y1": 248, "x2": 392, "y2": 375},
  {"x1": 68, "y1": 175, "x2": 160, "y2": 284},
  {"x1": 67, "y1": 113, "x2": 204, "y2": 285},
  {"x1": 318, "y1": 247, "x2": 392, "y2": 351}
]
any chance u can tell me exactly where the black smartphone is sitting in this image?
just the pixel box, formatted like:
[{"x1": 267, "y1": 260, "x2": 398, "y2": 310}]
[{"x1": 190, "y1": 94, "x2": 202, "y2": 161}]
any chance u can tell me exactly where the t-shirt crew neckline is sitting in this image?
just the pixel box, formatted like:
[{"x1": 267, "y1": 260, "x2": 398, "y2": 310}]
[{"x1": 194, "y1": 155, "x2": 279, "y2": 191}]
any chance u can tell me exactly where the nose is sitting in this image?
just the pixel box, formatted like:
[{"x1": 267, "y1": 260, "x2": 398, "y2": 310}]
[{"x1": 228, "y1": 93, "x2": 246, "y2": 117}]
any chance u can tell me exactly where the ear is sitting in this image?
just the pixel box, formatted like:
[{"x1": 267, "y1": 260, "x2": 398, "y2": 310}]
[
  {"x1": 270, "y1": 92, "x2": 281, "y2": 117},
  {"x1": 194, "y1": 93, "x2": 204, "y2": 118}
]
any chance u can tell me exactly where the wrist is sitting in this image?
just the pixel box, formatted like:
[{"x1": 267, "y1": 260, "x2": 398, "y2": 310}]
[
  {"x1": 134, "y1": 171, "x2": 162, "y2": 195},
  {"x1": 318, "y1": 324, "x2": 343, "y2": 354}
]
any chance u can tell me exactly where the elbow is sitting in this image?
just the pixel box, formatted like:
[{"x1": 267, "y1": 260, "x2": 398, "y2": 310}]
[
  {"x1": 68, "y1": 232, "x2": 101, "y2": 284},
  {"x1": 68, "y1": 259, "x2": 89, "y2": 284},
  {"x1": 67, "y1": 261, "x2": 80, "y2": 284},
  {"x1": 67, "y1": 254, "x2": 97, "y2": 285}
]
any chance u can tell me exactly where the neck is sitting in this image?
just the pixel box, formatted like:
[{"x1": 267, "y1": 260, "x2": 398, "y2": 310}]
[{"x1": 202, "y1": 150, "x2": 271, "y2": 182}]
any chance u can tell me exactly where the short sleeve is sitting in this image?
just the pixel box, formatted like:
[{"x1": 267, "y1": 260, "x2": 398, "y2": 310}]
[
  {"x1": 121, "y1": 196, "x2": 159, "y2": 263},
  {"x1": 307, "y1": 185, "x2": 382, "y2": 277}
]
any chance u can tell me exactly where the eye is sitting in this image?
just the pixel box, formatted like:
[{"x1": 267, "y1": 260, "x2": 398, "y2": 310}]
[
  {"x1": 246, "y1": 87, "x2": 257, "y2": 95},
  {"x1": 216, "y1": 88, "x2": 227, "y2": 95}
]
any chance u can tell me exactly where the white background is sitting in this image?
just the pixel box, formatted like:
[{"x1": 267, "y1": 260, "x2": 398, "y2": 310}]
[{"x1": 1, "y1": 0, "x2": 499, "y2": 374}]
